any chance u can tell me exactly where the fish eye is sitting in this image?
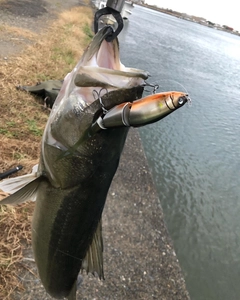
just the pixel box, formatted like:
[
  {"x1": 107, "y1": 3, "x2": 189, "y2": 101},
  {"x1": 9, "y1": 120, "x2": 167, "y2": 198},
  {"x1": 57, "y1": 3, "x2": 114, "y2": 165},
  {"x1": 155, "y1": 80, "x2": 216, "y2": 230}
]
[{"x1": 178, "y1": 97, "x2": 185, "y2": 105}]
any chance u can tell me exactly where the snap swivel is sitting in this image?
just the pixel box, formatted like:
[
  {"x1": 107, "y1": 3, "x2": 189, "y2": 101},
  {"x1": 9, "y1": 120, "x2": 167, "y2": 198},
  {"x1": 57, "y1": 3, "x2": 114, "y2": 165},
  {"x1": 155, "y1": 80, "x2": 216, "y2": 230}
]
[{"x1": 94, "y1": 0, "x2": 124, "y2": 42}]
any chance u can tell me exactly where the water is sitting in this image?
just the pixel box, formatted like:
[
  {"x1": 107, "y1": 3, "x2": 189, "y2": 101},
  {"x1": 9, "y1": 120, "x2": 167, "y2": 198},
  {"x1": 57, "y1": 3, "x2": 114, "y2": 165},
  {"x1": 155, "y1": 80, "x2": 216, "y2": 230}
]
[{"x1": 118, "y1": 5, "x2": 240, "y2": 300}]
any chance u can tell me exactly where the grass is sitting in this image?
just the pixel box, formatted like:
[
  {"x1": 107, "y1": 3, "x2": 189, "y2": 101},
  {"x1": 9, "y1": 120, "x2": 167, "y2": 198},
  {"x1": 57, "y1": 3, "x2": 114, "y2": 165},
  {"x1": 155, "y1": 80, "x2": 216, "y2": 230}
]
[
  {"x1": 0, "y1": 202, "x2": 34, "y2": 299},
  {"x1": 26, "y1": 119, "x2": 43, "y2": 137},
  {"x1": 0, "y1": 24, "x2": 37, "y2": 40},
  {"x1": 83, "y1": 23, "x2": 95, "y2": 41},
  {"x1": 0, "y1": 4, "x2": 93, "y2": 299},
  {"x1": 0, "y1": 5, "x2": 93, "y2": 172}
]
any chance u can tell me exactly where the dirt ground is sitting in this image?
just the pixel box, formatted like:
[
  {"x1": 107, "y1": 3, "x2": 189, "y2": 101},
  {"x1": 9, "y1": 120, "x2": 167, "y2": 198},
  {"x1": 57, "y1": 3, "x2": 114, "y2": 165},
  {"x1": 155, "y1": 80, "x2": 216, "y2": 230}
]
[
  {"x1": 0, "y1": 1, "x2": 190, "y2": 299},
  {"x1": 0, "y1": 0, "x2": 89, "y2": 58}
]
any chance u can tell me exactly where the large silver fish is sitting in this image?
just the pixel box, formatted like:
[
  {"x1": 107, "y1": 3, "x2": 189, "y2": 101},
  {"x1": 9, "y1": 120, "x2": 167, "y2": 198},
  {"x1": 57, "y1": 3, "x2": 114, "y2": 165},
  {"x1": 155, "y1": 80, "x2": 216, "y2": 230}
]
[
  {"x1": 0, "y1": 26, "x2": 147, "y2": 299},
  {"x1": 0, "y1": 26, "x2": 190, "y2": 299}
]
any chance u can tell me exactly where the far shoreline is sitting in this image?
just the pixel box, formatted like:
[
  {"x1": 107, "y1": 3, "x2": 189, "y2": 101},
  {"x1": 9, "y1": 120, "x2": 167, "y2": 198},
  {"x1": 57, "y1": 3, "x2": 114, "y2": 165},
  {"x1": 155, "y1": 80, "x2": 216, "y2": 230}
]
[{"x1": 137, "y1": 3, "x2": 240, "y2": 37}]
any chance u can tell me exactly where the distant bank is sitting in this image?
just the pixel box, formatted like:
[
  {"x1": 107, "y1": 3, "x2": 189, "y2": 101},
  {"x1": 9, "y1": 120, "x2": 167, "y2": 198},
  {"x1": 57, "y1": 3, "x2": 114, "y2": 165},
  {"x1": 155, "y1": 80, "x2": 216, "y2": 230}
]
[{"x1": 138, "y1": 3, "x2": 240, "y2": 37}]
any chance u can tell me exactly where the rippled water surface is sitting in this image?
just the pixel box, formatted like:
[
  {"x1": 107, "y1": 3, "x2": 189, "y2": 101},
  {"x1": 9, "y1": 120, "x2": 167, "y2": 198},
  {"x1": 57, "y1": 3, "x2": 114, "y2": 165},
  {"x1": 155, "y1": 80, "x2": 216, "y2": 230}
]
[{"x1": 119, "y1": 5, "x2": 240, "y2": 300}]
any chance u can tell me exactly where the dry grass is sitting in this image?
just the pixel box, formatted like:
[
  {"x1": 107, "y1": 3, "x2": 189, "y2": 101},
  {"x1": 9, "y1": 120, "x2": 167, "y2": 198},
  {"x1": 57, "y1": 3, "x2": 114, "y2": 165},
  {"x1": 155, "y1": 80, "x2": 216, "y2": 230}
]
[
  {"x1": 0, "y1": 4, "x2": 93, "y2": 299},
  {"x1": 0, "y1": 5, "x2": 93, "y2": 172},
  {"x1": 0, "y1": 202, "x2": 34, "y2": 299},
  {"x1": 0, "y1": 24, "x2": 37, "y2": 40}
]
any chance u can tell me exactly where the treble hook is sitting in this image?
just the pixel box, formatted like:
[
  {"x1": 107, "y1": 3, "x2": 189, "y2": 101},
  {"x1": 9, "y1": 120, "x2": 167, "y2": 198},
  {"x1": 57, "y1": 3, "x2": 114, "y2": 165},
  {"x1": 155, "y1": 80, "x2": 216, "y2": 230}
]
[
  {"x1": 92, "y1": 88, "x2": 109, "y2": 114},
  {"x1": 94, "y1": 0, "x2": 124, "y2": 42},
  {"x1": 144, "y1": 82, "x2": 159, "y2": 94}
]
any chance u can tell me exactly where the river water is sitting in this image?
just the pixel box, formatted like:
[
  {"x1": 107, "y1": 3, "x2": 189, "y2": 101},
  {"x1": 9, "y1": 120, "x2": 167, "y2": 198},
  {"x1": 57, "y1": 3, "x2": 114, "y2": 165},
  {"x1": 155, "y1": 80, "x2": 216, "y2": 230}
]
[{"x1": 118, "y1": 5, "x2": 240, "y2": 300}]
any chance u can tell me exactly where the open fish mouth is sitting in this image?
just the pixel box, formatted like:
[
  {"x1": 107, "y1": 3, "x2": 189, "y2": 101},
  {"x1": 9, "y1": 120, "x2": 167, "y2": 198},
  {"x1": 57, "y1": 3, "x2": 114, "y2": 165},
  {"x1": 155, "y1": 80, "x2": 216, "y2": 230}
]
[
  {"x1": 73, "y1": 26, "x2": 148, "y2": 93},
  {"x1": 52, "y1": 26, "x2": 148, "y2": 112}
]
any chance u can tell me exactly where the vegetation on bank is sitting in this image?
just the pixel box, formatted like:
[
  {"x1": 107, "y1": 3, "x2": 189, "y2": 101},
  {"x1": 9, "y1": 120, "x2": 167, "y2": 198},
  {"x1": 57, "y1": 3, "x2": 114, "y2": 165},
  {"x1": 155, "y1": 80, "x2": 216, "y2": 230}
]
[{"x1": 0, "y1": 5, "x2": 93, "y2": 299}]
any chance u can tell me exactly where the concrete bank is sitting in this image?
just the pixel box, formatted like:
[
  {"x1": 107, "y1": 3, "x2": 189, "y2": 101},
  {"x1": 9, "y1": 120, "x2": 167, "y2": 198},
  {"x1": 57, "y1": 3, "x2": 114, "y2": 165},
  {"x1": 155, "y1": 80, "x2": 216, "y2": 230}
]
[{"x1": 87, "y1": 128, "x2": 191, "y2": 300}]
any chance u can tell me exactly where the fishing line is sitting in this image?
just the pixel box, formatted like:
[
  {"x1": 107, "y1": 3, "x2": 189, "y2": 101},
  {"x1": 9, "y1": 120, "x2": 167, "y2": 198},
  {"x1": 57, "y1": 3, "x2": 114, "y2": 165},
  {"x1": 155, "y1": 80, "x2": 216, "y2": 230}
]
[
  {"x1": 2, "y1": 262, "x2": 41, "y2": 300},
  {"x1": 161, "y1": 79, "x2": 219, "y2": 125},
  {"x1": 156, "y1": 79, "x2": 192, "y2": 107},
  {"x1": 16, "y1": 274, "x2": 40, "y2": 283},
  {"x1": 10, "y1": 239, "x2": 85, "y2": 297},
  {"x1": 31, "y1": 227, "x2": 87, "y2": 262},
  {"x1": 15, "y1": 256, "x2": 40, "y2": 283},
  {"x1": 156, "y1": 79, "x2": 217, "y2": 127}
]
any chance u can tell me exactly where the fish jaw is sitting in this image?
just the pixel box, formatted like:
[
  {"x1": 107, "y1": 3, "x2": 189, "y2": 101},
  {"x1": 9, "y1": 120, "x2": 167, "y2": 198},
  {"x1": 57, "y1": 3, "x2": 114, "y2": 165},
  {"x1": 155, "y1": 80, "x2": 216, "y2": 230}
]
[{"x1": 75, "y1": 36, "x2": 148, "y2": 90}]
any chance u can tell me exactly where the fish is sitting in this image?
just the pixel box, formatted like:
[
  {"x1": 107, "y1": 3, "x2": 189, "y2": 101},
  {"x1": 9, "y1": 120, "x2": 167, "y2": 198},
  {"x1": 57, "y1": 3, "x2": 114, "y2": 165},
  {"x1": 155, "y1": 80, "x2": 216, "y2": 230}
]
[
  {"x1": 0, "y1": 26, "x2": 148, "y2": 299},
  {"x1": 0, "y1": 26, "x2": 190, "y2": 299}
]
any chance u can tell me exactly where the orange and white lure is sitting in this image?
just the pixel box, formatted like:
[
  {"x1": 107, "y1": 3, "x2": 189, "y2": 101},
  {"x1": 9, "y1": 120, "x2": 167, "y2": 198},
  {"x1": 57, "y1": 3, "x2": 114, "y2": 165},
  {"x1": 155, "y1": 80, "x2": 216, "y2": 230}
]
[{"x1": 95, "y1": 91, "x2": 191, "y2": 129}]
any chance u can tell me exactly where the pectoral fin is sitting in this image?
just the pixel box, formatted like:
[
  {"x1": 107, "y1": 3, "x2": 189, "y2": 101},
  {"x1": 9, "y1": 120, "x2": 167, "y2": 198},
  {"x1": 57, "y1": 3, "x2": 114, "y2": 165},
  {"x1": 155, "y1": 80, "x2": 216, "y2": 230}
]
[
  {"x1": 0, "y1": 176, "x2": 45, "y2": 205},
  {"x1": 0, "y1": 164, "x2": 38, "y2": 194},
  {"x1": 81, "y1": 219, "x2": 104, "y2": 279}
]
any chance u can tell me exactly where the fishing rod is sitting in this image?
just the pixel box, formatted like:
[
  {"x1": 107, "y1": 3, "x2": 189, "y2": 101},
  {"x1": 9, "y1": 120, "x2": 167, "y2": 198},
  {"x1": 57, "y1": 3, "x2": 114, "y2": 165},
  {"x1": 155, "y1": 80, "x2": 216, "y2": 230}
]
[{"x1": 0, "y1": 165, "x2": 23, "y2": 180}]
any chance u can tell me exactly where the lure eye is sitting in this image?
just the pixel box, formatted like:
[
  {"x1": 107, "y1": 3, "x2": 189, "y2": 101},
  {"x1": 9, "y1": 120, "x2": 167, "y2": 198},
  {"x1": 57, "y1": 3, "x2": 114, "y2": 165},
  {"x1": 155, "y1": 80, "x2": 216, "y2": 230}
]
[{"x1": 178, "y1": 96, "x2": 185, "y2": 106}]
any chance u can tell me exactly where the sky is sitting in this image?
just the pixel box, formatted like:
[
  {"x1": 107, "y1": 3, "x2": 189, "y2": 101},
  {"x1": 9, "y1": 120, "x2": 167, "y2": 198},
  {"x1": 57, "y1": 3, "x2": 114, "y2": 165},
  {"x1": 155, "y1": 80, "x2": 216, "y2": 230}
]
[{"x1": 145, "y1": 0, "x2": 240, "y2": 31}]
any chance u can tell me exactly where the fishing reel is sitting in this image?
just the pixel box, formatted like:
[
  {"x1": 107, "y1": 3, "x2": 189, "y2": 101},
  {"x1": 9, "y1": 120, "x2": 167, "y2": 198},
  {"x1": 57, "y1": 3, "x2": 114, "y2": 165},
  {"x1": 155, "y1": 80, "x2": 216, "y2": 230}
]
[{"x1": 94, "y1": 0, "x2": 125, "y2": 41}]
